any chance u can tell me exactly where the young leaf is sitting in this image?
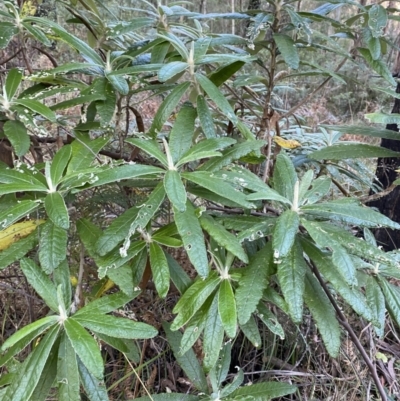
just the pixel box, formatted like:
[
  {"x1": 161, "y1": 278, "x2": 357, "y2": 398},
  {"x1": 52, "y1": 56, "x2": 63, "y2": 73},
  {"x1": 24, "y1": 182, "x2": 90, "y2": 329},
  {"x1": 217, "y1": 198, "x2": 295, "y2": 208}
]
[
  {"x1": 39, "y1": 221, "x2": 67, "y2": 274},
  {"x1": 5, "y1": 68, "x2": 23, "y2": 100},
  {"x1": 174, "y1": 202, "x2": 209, "y2": 278},
  {"x1": 169, "y1": 102, "x2": 197, "y2": 163},
  {"x1": 53, "y1": 260, "x2": 72, "y2": 311},
  {"x1": 200, "y1": 213, "x2": 248, "y2": 263},
  {"x1": 272, "y1": 210, "x2": 299, "y2": 258},
  {"x1": 277, "y1": 238, "x2": 306, "y2": 323},
  {"x1": 50, "y1": 145, "x2": 72, "y2": 186},
  {"x1": 303, "y1": 271, "x2": 341, "y2": 358},
  {"x1": 163, "y1": 322, "x2": 208, "y2": 393},
  {"x1": 20, "y1": 258, "x2": 58, "y2": 312},
  {"x1": 164, "y1": 170, "x2": 187, "y2": 212},
  {"x1": 149, "y1": 242, "x2": 170, "y2": 298},
  {"x1": 3, "y1": 120, "x2": 30, "y2": 157},
  {"x1": 273, "y1": 33, "x2": 299, "y2": 69},
  {"x1": 58, "y1": 333, "x2": 80, "y2": 401},
  {"x1": 272, "y1": 154, "x2": 297, "y2": 199},
  {"x1": 218, "y1": 279, "x2": 237, "y2": 338},
  {"x1": 44, "y1": 192, "x2": 70, "y2": 229},
  {"x1": 203, "y1": 294, "x2": 225, "y2": 372},
  {"x1": 64, "y1": 318, "x2": 104, "y2": 380}
]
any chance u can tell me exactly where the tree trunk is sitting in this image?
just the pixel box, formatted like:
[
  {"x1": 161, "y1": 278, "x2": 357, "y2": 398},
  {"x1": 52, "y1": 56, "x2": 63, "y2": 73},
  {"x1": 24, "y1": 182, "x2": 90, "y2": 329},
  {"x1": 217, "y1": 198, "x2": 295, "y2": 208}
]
[{"x1": 367, "y1": 54, "x2": 400, "y2": 250}]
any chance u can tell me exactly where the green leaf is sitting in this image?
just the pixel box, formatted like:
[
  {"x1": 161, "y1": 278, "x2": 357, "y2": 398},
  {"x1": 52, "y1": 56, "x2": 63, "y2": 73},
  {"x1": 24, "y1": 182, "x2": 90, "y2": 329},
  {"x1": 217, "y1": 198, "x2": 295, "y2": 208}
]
[
  {"x1": 256, "y1": 302, "x2": 285, "y2": 340},
  {"x1": 3, "y1": 120, "x2": 30, "y2": 157},
  {"x1": 368, "y1": 4, "x2": 387, "y2": 37},
  {"x1": 378, "y1": 277, "x2": 400, "y2": 330},
  {"x1": 50, "y1": 145, "x2": 72, "y2": 186},
  {"x1": 95, "y1": 79, "x2": 116, "y2": 128},
  {"x1": 159, "y1": 61, "x2": 188, "y2": 82},
  {"x1": 365, "y1": 112, "x2": 400, "y2": 125},
  {"x1": 183, "y1": 171, "x2": 255, "y2": 209},
  {"x1": 272, "y1": 210, "x2": 299, "y2": 258},
  {"x1": 203, "y1": 294, "x2": 225, "y2": 372},
  {"x1": 1, "y1": 315, "x2": 58, "y2": 351},
  {"x1": 229, "y1": 381, "x2": 297, "y2": 400},
  {"x1": 197, "y1": 95, "x2": 216, "y2": 138},
  {"x1": 366, "y1": 276, "x2": 385, "y2": 338},
  {"x1": 54, "y1": 260, "x2": 72, "y2": 311},
  {"x1": 106, "y1": 73, "x2": 129, "y2": 95},
  {"x1": 20, "y1": 258, "x2": 58, "y2": 312},
  {"x1": 367, "y1": 36, "x2": 380, "y2": 60},
  {"x1": 208, "y1": 60, "x2": 245, "y2": 87},
  {"x1": 5, "y1": 68, "x2": 23, "y2": 100},
  {"x1": 74, "y1": 291, "x2": 137, "y2": 317},
  {"x1": 240, "y1": 315, "x2": 261, "y2": 347},
  {"x1": 149, "y1": 242, "x2": 170, "y2": 298},
  {"x1": 164, "y1": 170, "x2": 187, "y2": 212},
  {"x1": 210, "y1": 342, "x2": 232, "y2": 392},
  {"x1": 149, "y1": 82, "x2": 191, "y2": 138},
  {"x1": 12, "y1": 99, "x2": 57, "y2": 123},
  {"x1": 169, "y1": 103, "x2": 197, "y2": 163},
  {"x1": 72, "y1": 314, "x2": 158, "y2": 339},
  {"x1": 200, "y1": 213, "x2": 248, "y2": 262},
  {"x1": 196, "y1": 73, "x2": 238, "y2": 124},
  {"x1": 174, "y1": 202, "x2": 209, "y2": 278},
  {"x1": 199, "y1": 140, "x2": 265, "y2": 172},
  {"x1": 131, "y1": 394, "x2": 199, "y2": 401},
  {"x1": 39, "y1": 221, "x2": 68, "y2": 274},
  {"x1": 277, "y1": 238, "x2": 306, "y2": 323},
  {"x1": 58, "y1": 333, "x2": 80, "y2": 401},
  {"x1": 0, "y1": 22, "x2": 18, "y2": 48},
  {"x1": 272, "y1": 154, "x2": 297, "y2": 199},
  {"x1": 310, "y1": 143, "x2": 400, "y2": 160},
  {"x1": 64, "y1": 318, "x2": 104, "y2": 380},
  {"x1": 163, "y1": 322, "x2": 208, "y2": 393},
  {"x1": 22, "y1": 22, "x2": 52, "y2": 47},
  {"x1": 304, "y1": 271, "x2": 341, "y2": 358},
  {"x1": 44, "y1": 192, "x2": 70, "y2": 229},
  {"x1": 0, "y1": 200, "x2": 40, "y2": 230},
  {"x1": 301, "y1": 201, "x2": 400, "y2": 229},
  {"x1": 125, "y1": 138, "x2": 168, "y2": 167},
  {"x1": 320, "y1": 124, "x2": 400, "y2": 140},
  {"x1": 165, "y1": 252, "x2": 192, "y2": 294},
  {"x1": 236, "y1": 243, "x2": 272, "y2": 325},
  {"x1": 77, "y1": 358, "x2": 109, "y2": 401},
  {"x1": 273, "y1": 33, "x2": 299, "y2": 69},
  {"x1": 218, "y1": 279, "x2": 237, "y2": 338},
  {"x1": 0, "y1": 233, "x2": 36, "y2": 270},
  {"x1": 171, "y1": 271, "x2": 220, "y2": 330},
  {"x1": 3, "y1": 325, "x2": 60, "y2": 401},
  {"x1": 358, "y1": 48, "x2": 396, "y2": 86},
  {"x1": 0, "y1": 168, "x2": 47, "y2": 192},
  {"x1": 302, "y1": 176, "x2": 331, "y2": 204}
]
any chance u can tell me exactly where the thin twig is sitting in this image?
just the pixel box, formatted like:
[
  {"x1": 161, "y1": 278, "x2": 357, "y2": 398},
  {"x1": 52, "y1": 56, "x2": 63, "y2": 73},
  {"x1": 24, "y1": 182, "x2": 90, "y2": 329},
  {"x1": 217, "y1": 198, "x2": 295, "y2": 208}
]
[
  {"x1": 71, "y1": 243, "x2": 85, "y2": 314},
  {"x1": 360, "y1": 184, "x2": 397, "y2": 204}
]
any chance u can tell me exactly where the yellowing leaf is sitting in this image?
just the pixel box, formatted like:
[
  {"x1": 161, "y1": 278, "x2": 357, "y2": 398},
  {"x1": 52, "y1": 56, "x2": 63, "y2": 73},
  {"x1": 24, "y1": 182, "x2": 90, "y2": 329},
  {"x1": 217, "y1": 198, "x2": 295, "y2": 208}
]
[
  {"x1": 274, "y1": 136, "x2": 301, "y2": 149},
  {"x1": 0, "y1": 220, "x2": 45, "y2": 251},
  {"x1": 20, "y1": 0, "x2": 37, "y2": 18}
]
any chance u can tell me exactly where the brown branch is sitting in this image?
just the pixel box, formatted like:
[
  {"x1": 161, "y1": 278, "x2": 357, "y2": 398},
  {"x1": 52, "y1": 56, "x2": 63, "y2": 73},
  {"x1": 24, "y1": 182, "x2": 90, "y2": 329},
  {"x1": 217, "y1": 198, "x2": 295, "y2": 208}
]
[
  {"x1": 360, "y1": 184, "x2": 397, "y2": 204},
  {"x1": 0, "y1": 48, "x2": 22, "y2": 66},
  {"x1": 32, "y1": 46, "x2": 58, "y2": 68}
]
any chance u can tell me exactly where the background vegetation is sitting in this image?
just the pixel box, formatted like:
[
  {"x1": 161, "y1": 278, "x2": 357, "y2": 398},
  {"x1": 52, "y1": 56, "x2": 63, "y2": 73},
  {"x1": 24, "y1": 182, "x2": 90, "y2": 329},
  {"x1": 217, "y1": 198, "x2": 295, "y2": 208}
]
[{"x1": 1, "y1": 0, "x2": 400, "y2": 400}]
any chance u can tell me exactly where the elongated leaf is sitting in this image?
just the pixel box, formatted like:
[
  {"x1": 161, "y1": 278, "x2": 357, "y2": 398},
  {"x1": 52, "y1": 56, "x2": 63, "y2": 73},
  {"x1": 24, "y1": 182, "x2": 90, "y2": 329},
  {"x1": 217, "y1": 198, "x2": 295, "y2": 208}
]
[
  {"x1": 58, "y1": 333, "x2": 80, "y2": 401},
  {"x1": 0, "y1": 22, "x2": 18, "y2": 48},
  {"x1": 127, "y1": 394, "x2": 199, "y2": 401},
  {"x1": 310, "y1": 143, "x2": 400, "y2": 160},
  {"x1": 229, "y1": 381, "x2": 296, "y2": 400},
  {"x1": 20, "y1": 258, "x2": 58, "y2": 312},
  {"x1": 50, "y1": 145, "x2": 72, "y2": 186},
  {"x1": 171, "y1": 271, "x2": 220, "y2": 330},
  {"x1": 0, "y1": 200, "x2": 40, "y2": 231},
  {"x1": 3, "y1": 120, "x2": 30, "y2": 157},
  {"x1": 197, "y1": 94, "x2": 216, "y2": 138},
  {"x1": 366, "y1": 276, "x2": 385, "y2": 338},
  {"x1": 163, "y1": 322, "x2": 208, "y2": 393},
  {"x1": 247, "y1": 188, "x2": 292, "y2": 205},
  {"x1": 200, "y1": 213, "x2": 248, "y2": 262},
  {"x1": 45, "y1": 192, "x2": 69, "y2": 229},
  {"x1": 368, "y1": 4, "x2": 387, "y2": 37},
  {"x1": 240, "y1": 315, "x2": 261, "y2": 347},
  {"x1": 149, "y1": 242, "x2": 170, "y2": 298},
  {"x1": 77, "y1": 358, "x2": 109, "y2": 401},
  {"x1": 210, "y1": 342, "x2": 232, "y2": 392},
  {"x1": 64, "y1": 318, "x2": 104, "y2": 380},
  {"x1": 0, "y1": 233, "x2": 36, "y2": 270},
  {"x1": 272, "y1": 210, "x2": 299, "y2": 258},
  {"x1": 164, "y1": 170, "x2": 187, "y2": 212},
  {"x1": 159, "y1": 61, "x2": 188, "y2": 82},
  {"x1": 0, "y1": 220, "x2": 43, "y2": 252},
  {"x1": 302, "y1": 176, "x2": 331, "y2": 204},
  {"x1": 39, "y1": 221, "x2": 67, "y2": 273},
  {"x1": 277, "y1": 238, "x2": 306, "y2": 323},
  {"x1": 256, "y1": 302, "x2": 285, "y2": 340},
  {"x1": 125, "y1": 138, "x2": 168, "y2": 166},
  {"x1": 236, "y1": 243, "x2": 273, "y2": 325},
  {"x1": 165, "y1": 252, "x2": 192, "y2": 294},
  {"x1": 218, "y1": 279, "x2": 237, "y2": 338},
  {"x1": 199, "y1": 140, "x2": 265, "y2": 171},
  {"x1": 273, "y1": 33, "x2": 299, "y2": 69},
  {"x1": 13, "y1": 99, "x2": 57, "y2": 123},
  {"x1": 74, "y1": 291, "x2": 137, "y2": 317},
  {"x1": 203, "y1": 294, "x2": 224, "y2": 372},
  {"x1": 5, "y1": 68, "x2": 23, "y2": 100},
  {"x1": 169, "y1": 103, "x2": 197, "y2": 163},
  {"x1": 273, "y1": 154, "x2": 297, "y2": 199},
  {"x1": 149, "y1": 82, "x2": 191, "y2": 138},
  {"x1": 72, "y1": 314, "x2": 157, "y2": 339},
  {"x1": 378, "y1": 277, "x2": 400, "y2": 329},
  {"x1": 320, "y1": 124, "x2": 400, "y2": 140},
  {"x1": 304, "y1": 271, "x2": 341, "y2": 357},
  {"x1": 3, "y1": 325, "x2": 60, "y2": 401},
  {"x1": 301, "y1": 201, "x2": 400, "y2": 229},
  {"x1": 174, "y1": 202, "x2": 209, "y2": 278},
  {"x1": 331, "y1": 245, "x2": 357, "y2": 286},
  {"x1": 183, "y1": 171, "x2": 255, "y2": 209}
]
